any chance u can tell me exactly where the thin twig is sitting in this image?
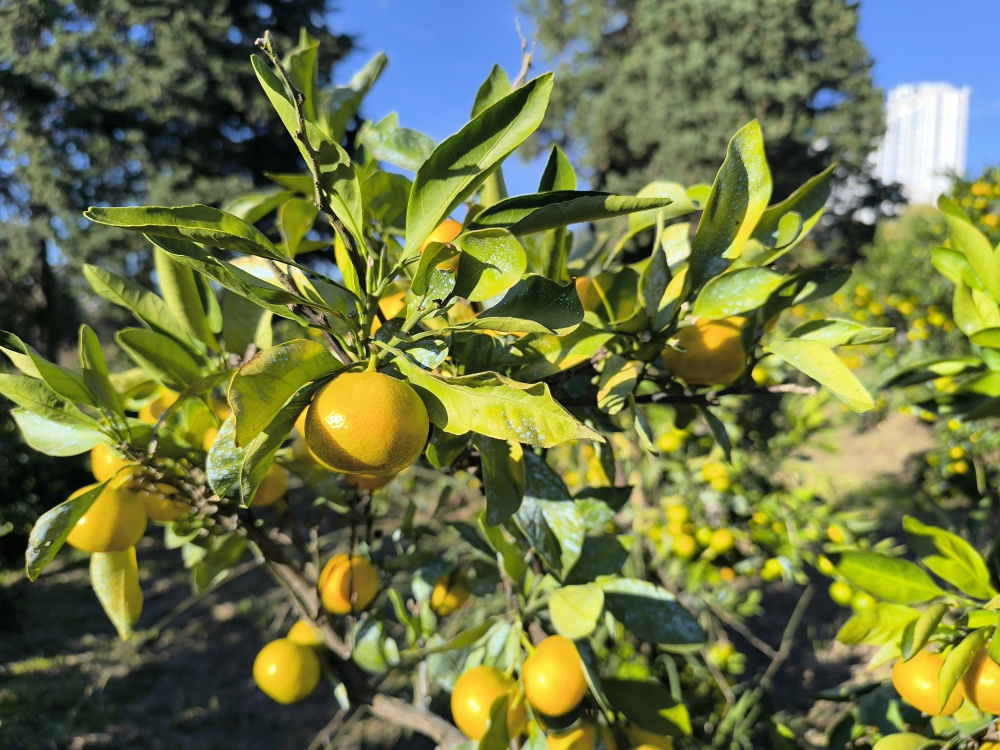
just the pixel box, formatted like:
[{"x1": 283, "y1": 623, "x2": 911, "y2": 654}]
[
  {"x1": 511, "y1": 19, "x2": 536, "y2": 88},
  {"x1": 306, "y1": 708, "x2": 349, "y2": 750},
  {"x1": 706, "y1": 602, "x2": 779, "y2": 660}
]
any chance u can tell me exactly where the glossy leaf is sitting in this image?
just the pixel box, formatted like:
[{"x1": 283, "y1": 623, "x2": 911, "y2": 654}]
[
  {"x1": 787, "y1": 319, "x2": 895, "y2": 347},
  {"x1": 900, "y1": 603, "x2": 949, "y2": 661},
  {"x1": 477, "y1": 517, "x2": 527, "y2": 582},
  {"x1": 192, "y1": 534, "x2": 248, "y2": 593},
  {"x1": 938, "y1": 195, "x2": 1000, "y2": 300},
  {"x1": 468, "y1": 191, "x2": 674, "y2": 236},
  {"x1": 322, "y1": 51, "x2": 388, "y2": 141},
  {"x1": 597, "y1": 355, "x2": 639, "y2": 416},
  {"x1": 405, "y1": 73, "x2": 554, "y2": 253},
  {"x1": 747, "y1": 165, "x2": 834, "y2": 263},
  {"x1": 79, "y1": 325, "x2": 124, "y2": 420},
  {"x1": 902, "y1": 516, "x2": 996, "y2": 600},
  {"x1": 221, "y1": 291, "x2": 273, "y2": 356},
  {"x1": 476, "y1": 436, "x2": 525, "y2": 526},
  {"x1": 11, "y1": 409, "x2": 107, "y2": 457},
  {"x1": 603, "y1": 679, "x2": 693, "y2": 737},
  {"x1": 252, "y1": 55, "x2": 365, "y2": 245},
  {"x1": 513, "y1": 451, "x2": 584, "y2": 576},
  {"x1": 767, "y1": 338, "x2": 875, "y2": 413},
  {"x1": 692, "y1": 267, "x2": 784, "y2": 319},
  {"x1": 277, "y1": 198, "x2": 318, "y2": 257},
  {"x1": 0, "y1": 373, "x2": 99, "y2": 427},
  {"x1": 836, "y1": 552, "x2": 944, "y2": 604},
  {"x1": 939, "y1": 626, "x2": 992, "y2": 711},
  {"x1": 393, "y1": 355, "x2": 601, "y2": 447},
  {"x1": 91, "y1": 547, "x2": 143, "y2": 641},
  {"x1": 602, "y1": 578, "x2": 704, "y2": 648},
  {"x1": 116, "y1": 328, "x2": 207, "y2": 392},
  {"x1": 471, "y1": 64, "x2": 511, "y2": 119},
  {"x1": 539, "y1": 145, "x2": 576, "y2": 193},
  {"x1": 836, "y1": 603, "x2": 920, "y2": 646},
  {"x1": 472, "y1": 275, "x2": 583, "y2": 335},
  {"x1": 0, "y1": 331, "x2": 95, "y2": 406},
  {"x1": 453, "y1": 229, "x2": 527, "y2": 302},
  {"x1": 26, "y1": 482, "x2": 107, "y2": 580},
  {"x1": 871, "y1": 734, "x2": 942, "y2": 750},
  {"x1": 689, "y1": 120, "x2": 772, "y2": 287},
  {"x1": 629, "y1": 181, "x2": 696, "y2": 235},
  {"x1": 154, "y1": 246, "x2": 217, "y2": 350},
  {"x1": 222, "y1": 188, "x2": 296, "y2": 224},
  {"x1": 549, "y1": 584, "x2": 604, "y2": 640},
  {"x1": 84, "y1": 264, "x2": 188, "y2": 342},
  {"x1": 565, "y1": 536, "x2": 629, "y2": 585},
  {"x1": 229, "y1": 339, "x2": 342, "y2": 447},
  {"x1": 85, "y1": 204, "x2": 285, "y2": 261},
  {"x1": 358, "y1": 112, "x2": 435, "y2": 173},
  {"x1": 513, "y1": 324, "x2": 616, "y2": 381}
]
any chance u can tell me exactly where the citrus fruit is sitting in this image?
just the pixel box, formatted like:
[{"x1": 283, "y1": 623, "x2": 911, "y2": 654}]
[
  {"x1": 252, "y1": 638, "x2": 321, "y2": 704},
  {"x1": 892, "y1": 649, "x2": 963, "y2": 715},
  {"x1": 828, "y1": 581, "x2": 854, "y2": 607},
  {"x1": 664, "y1": 505, "x2": 689, "y2": 524},
  {"x1": 760, "y1": 558, "x2": 783, "y2": 582},
  {"x1": 287, "y1": 619, "x2": 325, "y2": 648},
  {"x1": 523, "y1": 635, "x2": 588, "y2": 717},
  {"x1": 850, "y1": 590, "x2": 877, "y2": 611},
  {"x1": 816, "y1": 555, "x2": 836, "y2": 577},
  {"x1": 451, "y1": 664, "x2": 526, "y2": 741},
  {"x1": 252, "y1": 463, "x2": 289, "y2": 508},
  {"x1": 431, "y1": 575, "x2": 471, "y2": 616},
  {"x1": 547, "y1": 721, "x2": 596, "y2": 750},
  {"x1": 66, "y1": 483, "x2": 147, "y2": 553},
  {"x1": 138, "y1": 390, "x2": 177, "y2": 425},
  {"x1": 709, "y1": 528, "x2": 735, "y2": 554},
  {"x1": 420, "y1": 218, "x2": 463, "y2": 252},
  {"x1": 90, "y1": 444, "x2": 133, "y2": 483},
  {"x1": 134, "y1": 482, "x2": 188, "y2": 522},
  {"x1": 962, "y1": 647, "x2": 1000, "y2": 714},
  {"x1": 671, "y1": 534, "x2": 698, "y2": 561},
  {"x1": 661, "y1": 318, "x2": 746, "y2": 386},
  {"x1": 371, "y1": 291, "x2": 408, "y2": 335},
  {"x1": 694, "y1": 526, "x2": 713, "y2": 547},
  {"x1": 304, "y1": 370, "x2": 428, "y2": 476},
  {"x1": 345, "y1": 473, "x2": 395, "y2": 491},
  {"x1": 319, "y1": 554, "x2": 379, "y2": 615}
]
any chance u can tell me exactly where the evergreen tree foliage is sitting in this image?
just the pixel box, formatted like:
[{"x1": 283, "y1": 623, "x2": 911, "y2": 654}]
[
  {"x1": 0, "y1": 1, "x2": 352, "y2": 355},
  {"x1": 524, "y1": 0, "x2": 899, "y2": 258}
]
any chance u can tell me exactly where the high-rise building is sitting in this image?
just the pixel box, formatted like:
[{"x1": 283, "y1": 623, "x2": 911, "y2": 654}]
[{"x1": 872, "y1": 83, "x2": 970, "y2": 205}]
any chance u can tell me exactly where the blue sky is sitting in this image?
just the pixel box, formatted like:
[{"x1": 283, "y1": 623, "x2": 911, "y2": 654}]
[{"x1": 332, "y1": 1, "x2": 1000, "y2": 196}]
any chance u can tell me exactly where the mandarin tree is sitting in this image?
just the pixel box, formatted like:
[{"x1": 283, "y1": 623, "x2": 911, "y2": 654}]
[{"x1": 0, "y1": 29, "x2": 898, "y2": 749}]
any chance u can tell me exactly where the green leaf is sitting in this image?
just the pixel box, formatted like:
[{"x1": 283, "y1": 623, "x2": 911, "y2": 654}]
[
  {"x1": 478, "y1": 517, "x2": 527, "y2": 583},
  {"x1": 154, "y1": 246, "x2": 217, "y2": 350},
  {"x1": 405, "y1": 73, "x2": 554, "y2": 253},
  {"x1": 11, "y1": 409, "x2": 107, "y2": 457},
  {"x1": 902, "y1": 516, "x2": 996, "y2": 600},
  {"x1": 78, "y1": 325, "x2": 124, "y2": 420},
  {"x1": 452, "y1": 229, "x2": 527, "y2": 302},
  {"x1": 700, "y1": 406, "x2": 732, "y2": 463},
  {"x1": 938, "y1": 195, "x2": 1000, "y2": 300},
  {"x1": 362, "y1": 170, "x2": 412, "y2": 231},
  {"x1": 25, "y1": 482, "x2": 107, "y2": 580},
  {"x1": 900, "y1": 603, "x2": 950, "y2": 660},
  {"x1": 207, "y1": 392, "x2": 307, "y2": 506},
  {"x1": 689, "y1": 121, "x2": 772, "y2": 287},
  {"x1": 0, "y1": 373, "x2": 99, "y2": 428},
  {"x1": 787, "y1": 319, "x2": 895, "y2": 347},
  {"x1": 90, "y1": 547, "x2": 143, "y2": 641},
  {"x1": 939, "y1": 626, "x2": 993, "y2": 711},
  {"x1": 83, "y1": 264, "x2": 189, "y2": 343},
  {"x1": 476, "y1": 436, "x2": 524, "y2": 526},
  {"x1": 393, "y1": 354, "x2": 601, "y2": 448},
  {"x1": 221, "y1": 291, "x2": 273, "y2": 356},
  {"x1": 192, "y1": 534, "x2": 248, "y2": 593},
  {"x1": 597, "y1": 355, "x2": 639, "y2": 416},
  {"x1": 283, "y1": 29, "x2": 320, "y2": 123},
  {"x1": 836, "y1": 603, "x2": 920, "y2": 646},
  {"x1": 767, "y1": 338, "x2": 875, "y2": 413},
  {"x1": 601, "y1": 578, "x2": 704, "y2": 648},
  {"x1": 85, "y1": 204, "x2": 285, "y2": 261},
  {"x1": 539, "y1": 145, "x2": 576, "y2": 193},
  {"x1": 410, "y1": 240, "x2": 459, "y2": 299},
  {"x1": 478, "y1": 694, "x2": 512, "y2": 750},
  {"x1": 880, "y1": 356, "x2": 984, "y2": 389},
  {"x1": 472, "y1": 275, "x2": 583, "y2": 335},
  {"x1": 692, "y1": 267, "x2": 785, "y2": 319},
  {"x1": 471, "y1": 64, "x2": 511, "y2": 119},
  {"x1": 970, "y1": 327, "x2": 1000, "y2": 349},
  {"x1": 577, "y1": 268, "x2": 641, "y2": 326},
  {"x1": 871, "y1": 734, "x2": 942, "y2": 750},
  {"x1": 549, "y1": 584, "x2": 604, "y2": 640},
  {"x1": 565, "y1": 536, "x2": 629, "y2": 585},
  {"x1": 116, "y1": 328, "x2": 207, "y2": 392},
  {"x1": 221, "y1": 188, "x2": 296, "y2": 224},
  {"x1": 513, "y1": 323, "x2": 616, "y2": 381},
  {"x1": 603, "y1": 679, "x2": 693, "y2": 737},
  {"x1": 836, "y1": 552, "x2": 944, "y2": 604},
  {"x1": 953, "y1": 278, "x2": 1000, "y2": 335},
  {"x1": 629, "y1": 181, "x2": 697, "y2": 235},
  {"x1": 0, "y1": 331, "x2": 95, "y2": 406},
  {"x1": 747, "y1": 165, "x2": 834, "y2": 263},
  {"x1": 229, "y1": 340, "x2": 342, "y2": 447},
  {"x1": 252, "y1": 55, "x2": 365, "y2": 246},
  {"x1": 468, "y1": 192, "x2": 674, "y2": 236},
  {"x1": 513, "y1": 451, "x2": 583, "y2": 576},
  {"x1": 277, "y1": 198, "x2": 319, "y2": 258},
  {"x1": 358, "y1": 112, "x2": 435, "y2": 173}
]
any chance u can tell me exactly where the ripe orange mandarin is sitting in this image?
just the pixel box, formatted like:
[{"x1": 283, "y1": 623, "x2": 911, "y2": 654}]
[
  {"x1": 661, "y1": 318, "x2": 746, "y2": 386},
  {"x1": 420, "y1": 218, "x2": 463, "y2": 252},
  {"x1": 90, "y1": 444, "x2": 133, "y2": 483},
  {"x1": 962, "y1": 647, "x2": 1000, "y2": 714},
  {"x1": 252, "y1": 463, "x2": 289, "y2": 508},
  {"x1": 66, "y1": 483, "x2": 147, "y2": 553},
  {"x1": 522, "y1": 635, "x2": 589, "y2": 717},
  {"x1": 892, "y1": 649, "x2": 963, "y2": 715},
  {"x1": 451, "y1": 665, "x2": 526, "y2": 741},
  {"x1": 304, "y1": 371, "x2": 428, "y2": 476},
  {"x1": 134, "y1": 482, "x2": 188, "y2": 522},
  {"x1": 431, "y1": 575, "x2": 472, "y2": 616},
  {"x1": 252, "y1": 638, "x2": 321, "y2": 704},
  {"x1": 319, "y1": 554, "x2": 379, "y2": 615}
]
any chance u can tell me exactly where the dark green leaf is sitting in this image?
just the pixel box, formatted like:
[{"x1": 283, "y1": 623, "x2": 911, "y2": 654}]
[
  {"x1": 26, "y1": 482, "x2": 107, "y2": 580},
  {"x1": 476, "y1": 436, "x2": 524, "y2": 526},
  {"x1": 565, "y1": 536, "x2": 629, "y2": 585},
  {"x1": 603, "y1": 679, "x2": 693, "y2": 736},
  {"x1": 539, "y1": 145, "x2": 576, "y2": 193},
  {"x1": 405, "y1": 73, "x2": 554, "y2": 253}
]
